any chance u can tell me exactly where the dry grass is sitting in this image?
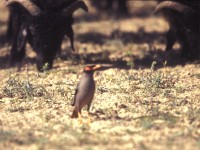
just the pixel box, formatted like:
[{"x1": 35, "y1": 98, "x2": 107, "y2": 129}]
[{"x1": 0, "y1": 1, "x2": 200, "y2": 150}]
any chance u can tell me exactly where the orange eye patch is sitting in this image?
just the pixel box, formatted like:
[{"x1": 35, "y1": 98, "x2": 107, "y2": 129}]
[
  {"x1": 84, "y1": 66, "x2": 93, "y2": 71},
  {"x1": 84, "y1": 65, "x2": 101, "y2": 71}
]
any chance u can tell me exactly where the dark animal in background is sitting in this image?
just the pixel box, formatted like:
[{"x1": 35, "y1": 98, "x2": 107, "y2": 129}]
[
  {"x1": 6, "y1": 13, "x2": 13, "y2": 39},
  {"x1": 91, "y1": 0, "x2": 128, "y2": 15},
  {"x1": 155, "y1": 0, "x2": 200, "y2": 59},
  {"x1": 6, "y1": 0, "x2": 88, "y2": 71}
]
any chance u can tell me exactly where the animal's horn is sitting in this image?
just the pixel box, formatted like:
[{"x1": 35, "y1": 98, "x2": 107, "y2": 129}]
[
  {"x1": 62, "y1": 0, "x2": 88, "y2": 17},
  {"x1": 155, "y1": 1, "x2": 191, "y2": 14},
  {"x1": 6, "y1": 0, "x2": 41, "y2": 16}
]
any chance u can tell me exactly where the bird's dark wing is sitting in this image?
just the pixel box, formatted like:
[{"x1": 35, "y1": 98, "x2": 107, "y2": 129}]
[{"x1": 71, "y1": 82, "x2": 79, "y2": 106}]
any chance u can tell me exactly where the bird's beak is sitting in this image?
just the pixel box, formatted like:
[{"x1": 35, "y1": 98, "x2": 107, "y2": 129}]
[{"x1": 92, "y1": 64, "x2": 101, "y2": 70}]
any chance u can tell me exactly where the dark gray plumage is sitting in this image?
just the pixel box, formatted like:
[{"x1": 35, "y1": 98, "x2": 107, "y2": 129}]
[{"x1": 71, "y1": 64, "x2": 101, "y2": 118}]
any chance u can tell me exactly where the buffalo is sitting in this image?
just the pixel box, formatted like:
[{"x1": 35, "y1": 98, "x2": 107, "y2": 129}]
[
  {"x1": 155, "y1": 0, "x2": 200, "y2": 59},
  {"x1": 91, "y1": 0, "x2": 128, "y2": 15},
  {"x1": 5, "y1": 0, "x2": 88, "y2": 71}
]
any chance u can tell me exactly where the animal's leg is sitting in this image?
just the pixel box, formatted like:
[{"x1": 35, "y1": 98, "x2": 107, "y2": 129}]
[
  {"x1": 9, "y1": 24, "x2": 27, "y2": 66},
  {"x1": 177, "y1": 29, "x2": 192, "y2": 58},
  {"x1": 66, "y1": 25, "x2": 75, "y2": 51},
  {"x1": 165, "y1": 28, "x2": 177, "y2": 51},
  {"x1": 117, "y1": 0, "x2": 128, "y2": 14}
]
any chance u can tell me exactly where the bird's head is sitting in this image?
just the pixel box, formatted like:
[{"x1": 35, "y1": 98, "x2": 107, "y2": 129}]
[{"x1": 83, "y1": 64, "x2": 101, "y2": 72}]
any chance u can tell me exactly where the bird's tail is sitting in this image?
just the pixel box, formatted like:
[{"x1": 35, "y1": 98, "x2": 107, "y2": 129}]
[{"x1": 71, "y1": 109, "x2": 78, "y2": 118}]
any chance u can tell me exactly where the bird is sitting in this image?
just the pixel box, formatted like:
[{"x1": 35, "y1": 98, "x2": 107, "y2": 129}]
[{"x1": 71, "y1": 64, "x2": 101, "y2": 121}]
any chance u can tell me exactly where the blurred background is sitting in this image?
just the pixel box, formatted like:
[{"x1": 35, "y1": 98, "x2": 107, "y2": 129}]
[{"x1": 0, "y1": 0, "x2": 181, "y2": 70}]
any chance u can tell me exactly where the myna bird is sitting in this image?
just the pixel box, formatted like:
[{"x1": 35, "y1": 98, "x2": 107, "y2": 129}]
[{"x1": 71, "y1": 64, "x2": 101, "y2": 120}]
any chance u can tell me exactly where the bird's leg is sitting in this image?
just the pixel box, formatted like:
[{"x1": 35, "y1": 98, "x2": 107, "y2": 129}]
[
  {"x1": 87, "y1": 111, "x2": 91, "y2": 125},
  {"x1": 87, "y1": 104, "x2": 92, "y2": 125},
  {"x1": 78, "y1": 112, "x2": 82, "y2": 124}
]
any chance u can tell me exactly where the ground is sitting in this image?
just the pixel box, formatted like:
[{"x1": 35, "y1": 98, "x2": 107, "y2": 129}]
[{"x1": 0, "y1": 1, "x2": 200, "y2": 150}]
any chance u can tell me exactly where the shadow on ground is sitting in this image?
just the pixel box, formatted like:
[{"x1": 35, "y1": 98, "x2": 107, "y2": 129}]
[
  {"x1": 59, "y1": 48, "x2": 196, "y2": 70},
  {"x1": 0, "y1": 55, "x2": 36, "y2": 70},
  {"x1": 77, "y1": 30, "x2": 166, "y2": 45},
  {"x1": 0, "y1": 25, "x2": 197, "y2": 71}
]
